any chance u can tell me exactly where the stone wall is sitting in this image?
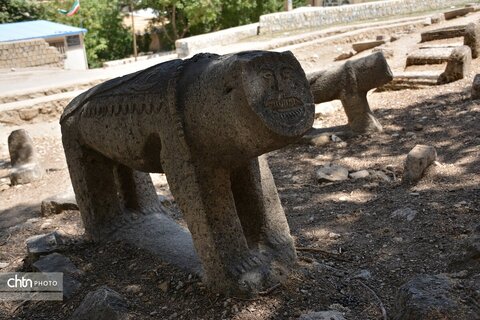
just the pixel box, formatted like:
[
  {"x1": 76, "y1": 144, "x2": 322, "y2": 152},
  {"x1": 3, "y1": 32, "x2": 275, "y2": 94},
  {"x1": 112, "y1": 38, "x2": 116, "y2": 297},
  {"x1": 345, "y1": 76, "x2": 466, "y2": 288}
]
[
  {"x1": 175, "y1": 23, "x2": 259, "y2": 58},
  {"x1": 0, "y1": 39, "x2": 64, "y2": 69},
  {"x1": 259, "y1": 0, "x2": 470, "y2": 34}
]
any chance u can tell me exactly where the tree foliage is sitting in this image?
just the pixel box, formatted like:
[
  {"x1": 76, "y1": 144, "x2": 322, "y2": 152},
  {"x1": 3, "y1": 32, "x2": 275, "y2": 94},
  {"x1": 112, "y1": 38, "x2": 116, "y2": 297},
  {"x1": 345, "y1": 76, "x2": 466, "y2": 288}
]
[
  {"x1": 42, "y1": 0, "x2": 132, "y2": 68},
  {"x1": 0, "y1": 0, "x2": 45, "y2": 23},
  {"x1": 140, "y1": 0, "x2": 308, "y2": 48}
]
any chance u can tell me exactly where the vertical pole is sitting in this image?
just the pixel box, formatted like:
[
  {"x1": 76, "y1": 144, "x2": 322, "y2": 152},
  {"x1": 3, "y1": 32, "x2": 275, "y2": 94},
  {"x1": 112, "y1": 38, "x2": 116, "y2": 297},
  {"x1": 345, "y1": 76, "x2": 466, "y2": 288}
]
[
  {"x1": 130, "y1": 1, "x2": 137, "y2": 61},
  {"x1": 285, "y1": 0, "x2": 293, "y2": 11}
]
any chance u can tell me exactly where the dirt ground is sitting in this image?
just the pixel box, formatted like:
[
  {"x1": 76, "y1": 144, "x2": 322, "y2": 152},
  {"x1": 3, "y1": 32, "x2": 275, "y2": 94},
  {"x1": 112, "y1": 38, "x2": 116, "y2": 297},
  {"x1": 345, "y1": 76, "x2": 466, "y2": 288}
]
[{"x1": 0, "y1": 10, "x2": 479, "y2": 320}]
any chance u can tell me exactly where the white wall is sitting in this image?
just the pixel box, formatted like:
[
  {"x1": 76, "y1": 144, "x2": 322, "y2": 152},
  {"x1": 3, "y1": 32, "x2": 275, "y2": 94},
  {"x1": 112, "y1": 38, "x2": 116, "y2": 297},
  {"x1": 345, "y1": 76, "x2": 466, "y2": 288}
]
[{"x1": 64, "y1": 34, "x2": 88, "y2": 70}]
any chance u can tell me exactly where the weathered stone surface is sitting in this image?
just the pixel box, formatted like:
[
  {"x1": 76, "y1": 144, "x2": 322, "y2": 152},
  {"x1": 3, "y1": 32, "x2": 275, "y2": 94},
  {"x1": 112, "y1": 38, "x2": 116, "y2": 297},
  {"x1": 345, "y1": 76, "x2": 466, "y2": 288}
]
[
  {"x1": 372, "y1": 47, "x2": 394, "y2": 59},
  {"x1": 443, "y1": 7, "x2": 473, "y2": 20},
  {"x1": 352, "y1": 40, "x2": 385, "y2": 53},
  {"x1": 406, "y1": 47, "x2": 455, "y2": 66},
  {"x1": 70, "y1": 286, "x2": 129, "y2": 320},
  {"x1": 8, "y1": 129, "x2": 44, "y2": 185},
  {"x1": 334, "y1": 51, "x2": 355, "y2": 61},
  {"x1": 316, "y1": 164, "x2": 349, "y2": 183},
  {"x1": 391, "y1": 207, "x2": 417, "y2": 222},
  {"x1": 61, "y1": 51, "x2": 314, "y2": 296},
  {"x1": 471, "y1": 74, "x2": 480, "y2": 99},
  {"x1": 464, "y1": 22, "x2": 480, "y2": 59},
  {"x1": 298, "y1": 311, "x2": 346, "y2": 320},
  {"x1": 394, "y1": 274, "x2": 460, "y2": 320},
  {"x1": 438, "y1": 46, "x2": 471, "y2": 84},
  {"x1": 33, "y1": 253, "x2": 82, "y2": 299},
  {"x1": 307, "y1": 134, "x2": 330, "y2": 147},
  {"x1": 41, "y1": 191, "x2": 79, "y2": 216},
  {"x1": 308, "y1": 52, "x2": 392, "y2": 134},
  {"x1": 403, "y1": 145, "x2": 437, "y2": 183},
  {"x1": 420, "y1": 25, "x2": 466, "y2": 42},
  {"x1": 349, "y1": 170, "x2": 369, "y2": 179},
  {"x1": 26, "y1": 231, "x2": 69, "y2": 259},
  {"x1": 430, "y1": 13, "x2": 445, "y2": 24}
]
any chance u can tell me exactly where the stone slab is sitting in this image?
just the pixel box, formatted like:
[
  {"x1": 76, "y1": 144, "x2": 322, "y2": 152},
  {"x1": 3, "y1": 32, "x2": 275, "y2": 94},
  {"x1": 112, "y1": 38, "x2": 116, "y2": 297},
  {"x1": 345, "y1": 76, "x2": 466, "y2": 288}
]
[
  {"x1": 352, "y1": 40, "x2": 385, "y2": 53},
  {"x1": 471, "y1": 74, "x2": 480, "y2": 99},
  {"x1": 406, "y1": 47, "x2": 455, "y2": 66},
  {"x1": 443, "y1": 7, "x2": 474, "y2": 20},
  {"x1": 420, "y1": 25, "x2": 466, "y2": 42}
]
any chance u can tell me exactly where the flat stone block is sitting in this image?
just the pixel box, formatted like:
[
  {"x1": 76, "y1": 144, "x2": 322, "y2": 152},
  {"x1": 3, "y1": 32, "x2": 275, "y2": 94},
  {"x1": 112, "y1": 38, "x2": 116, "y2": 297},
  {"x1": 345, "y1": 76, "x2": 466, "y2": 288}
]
[
  {"x1": 421, "y1": 25, "x2": 466, "y2": 42},
  {"x1": 406, "y1": 47, "x2": 455, "y2": 66},
  {"x1": 352, "y1": 40, "x2": 385, "y2": 53},
  {"x1": 443, "y1": 7, "x2": 473, "y2": 20}
]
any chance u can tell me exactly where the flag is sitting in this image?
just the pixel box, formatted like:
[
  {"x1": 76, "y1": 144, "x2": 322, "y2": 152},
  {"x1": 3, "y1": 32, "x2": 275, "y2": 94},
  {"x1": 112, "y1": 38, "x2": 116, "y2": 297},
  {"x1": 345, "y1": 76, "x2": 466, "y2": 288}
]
[{"x1": 58, "y1": 0, "x2": 80, "y2": 16}]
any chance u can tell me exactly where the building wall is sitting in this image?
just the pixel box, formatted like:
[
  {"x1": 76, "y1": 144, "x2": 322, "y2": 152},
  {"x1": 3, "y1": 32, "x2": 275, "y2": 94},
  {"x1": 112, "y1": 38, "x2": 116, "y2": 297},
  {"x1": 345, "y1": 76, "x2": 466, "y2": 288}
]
[
  {"x1": 63, "y1": 34, "x2": 88, "y2": 70},
  {"x1": 0, "y1": 39, "x2": 64, "y2": 69},
  {"x1": 260, "y1": 0, "x2": 470, "y2": 34}
]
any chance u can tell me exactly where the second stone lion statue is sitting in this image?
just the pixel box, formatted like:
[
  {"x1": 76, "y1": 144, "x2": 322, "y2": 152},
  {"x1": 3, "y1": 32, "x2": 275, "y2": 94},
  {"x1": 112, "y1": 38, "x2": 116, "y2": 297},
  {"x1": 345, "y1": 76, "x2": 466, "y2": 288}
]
[{"x1": 61, "y1": 50, "x2": 315, "y2": 295}]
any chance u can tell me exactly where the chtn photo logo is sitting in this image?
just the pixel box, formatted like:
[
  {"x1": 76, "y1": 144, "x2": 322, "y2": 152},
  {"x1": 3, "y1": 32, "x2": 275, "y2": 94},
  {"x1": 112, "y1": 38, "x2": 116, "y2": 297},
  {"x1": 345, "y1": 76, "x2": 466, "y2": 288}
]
[{"x1": 7, "y1": 274, "x2": 33, "y2": 288}]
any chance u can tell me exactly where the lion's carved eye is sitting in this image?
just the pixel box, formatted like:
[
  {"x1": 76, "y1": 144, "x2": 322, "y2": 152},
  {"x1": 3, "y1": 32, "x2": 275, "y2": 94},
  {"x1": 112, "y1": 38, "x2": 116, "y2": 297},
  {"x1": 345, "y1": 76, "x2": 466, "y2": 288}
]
[{"x1": 261, "y1": 70, "x2": 274, "y2": 80}]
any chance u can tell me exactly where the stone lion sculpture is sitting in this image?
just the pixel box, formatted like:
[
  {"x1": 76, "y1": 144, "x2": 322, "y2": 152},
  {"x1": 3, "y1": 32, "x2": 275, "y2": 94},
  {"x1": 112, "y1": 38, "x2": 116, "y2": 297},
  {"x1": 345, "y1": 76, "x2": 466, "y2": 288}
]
[{"x1": 61, "y1": 51, "x2": 315, "y2": 295}]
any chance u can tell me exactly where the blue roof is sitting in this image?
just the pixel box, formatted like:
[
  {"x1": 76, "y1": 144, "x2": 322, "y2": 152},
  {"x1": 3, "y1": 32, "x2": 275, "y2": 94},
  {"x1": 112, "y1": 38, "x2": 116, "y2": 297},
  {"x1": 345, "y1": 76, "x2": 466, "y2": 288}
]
[{"x1": 0, "y1": 20, "x2": 87, "y2": 42}]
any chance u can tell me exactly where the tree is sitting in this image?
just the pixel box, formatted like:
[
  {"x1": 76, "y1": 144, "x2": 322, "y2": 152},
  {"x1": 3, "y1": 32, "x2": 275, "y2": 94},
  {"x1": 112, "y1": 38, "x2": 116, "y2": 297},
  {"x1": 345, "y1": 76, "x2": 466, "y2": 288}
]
[
  {"x1": 42, "y1": 0, "x2": 132, "y2": 68},
  {"x1": 139, "y1": 0, "x2": 308, "y2": 49},
  {"x1": 0, "y1": 0, "x2": 44, "y2": 23}
]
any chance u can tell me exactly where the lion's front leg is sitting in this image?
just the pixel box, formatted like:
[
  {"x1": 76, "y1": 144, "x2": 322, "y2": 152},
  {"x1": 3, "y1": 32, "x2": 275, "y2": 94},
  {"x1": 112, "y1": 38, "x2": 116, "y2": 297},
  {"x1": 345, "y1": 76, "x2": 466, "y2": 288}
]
[
  {"x1": 161, "y1": 149, "x2": 274, "y2": 295},
  {"x1": 231, "y1": 155, "x2": 297, "y2": 266}
]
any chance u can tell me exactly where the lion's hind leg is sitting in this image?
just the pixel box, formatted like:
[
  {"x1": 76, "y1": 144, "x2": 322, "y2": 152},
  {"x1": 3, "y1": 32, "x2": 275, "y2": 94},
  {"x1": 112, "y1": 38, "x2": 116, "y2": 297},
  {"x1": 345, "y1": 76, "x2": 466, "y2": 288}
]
[{"x1": 114, "y1": 165, "x2": 161, "y2": 213}]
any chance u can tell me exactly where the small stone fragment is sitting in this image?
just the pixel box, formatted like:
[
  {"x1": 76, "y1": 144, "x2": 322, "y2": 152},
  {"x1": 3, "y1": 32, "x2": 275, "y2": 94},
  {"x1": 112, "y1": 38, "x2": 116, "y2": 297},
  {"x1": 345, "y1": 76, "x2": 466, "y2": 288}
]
[
  {"x1": 298, "y1": 310, "x2": 346, "y2": 320},
  {"x1": 41, "y1": 191, "x2": 78, "y2": 216},
  {"x1": 0, "y1": 262, "x2": 9, "y2": 269},
  {"x1": 316, "y1": 164, "x2": 349, "y2": 183},
  {"x1": 349, "y1": 170, "x2": 370, "y2": 179},
  {"x1": 334, "y1": 51, "x2": 355, "y2": 61},
  {"x1": 403, "y1": 145, "x2": 437, "y2": 183},
  {"x1": 391, "y1": 207, "x2": 417, "y2": 222},
  {"x1": 352, "y1": 40, "x2": 385, "y2": 53},
  {"x1": 471, "y1": 74, "x2": 480, "y2": 100},
  {"x1": 70, "y1": 286, "x2": 129, "y2": 320},
  {"x1": 33, "y1": 253, "x2": 82, "y2": 299},
  {"x1": 26, "y1": 231, "x2": 69, "y2": 259},
  {"x1": 8, "y1": 129, "x2": 44, "y2": 185},
  {"x1": 309, "y1": 134, "x2": 330, "y2": 147}
]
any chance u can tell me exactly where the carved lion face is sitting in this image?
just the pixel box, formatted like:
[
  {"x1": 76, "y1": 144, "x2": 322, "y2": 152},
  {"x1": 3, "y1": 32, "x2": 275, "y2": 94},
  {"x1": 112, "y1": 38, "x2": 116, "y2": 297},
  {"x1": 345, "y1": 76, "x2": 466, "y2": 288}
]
[{"x1": 240, "y1": 51, "x2": 315, "y2": 137}]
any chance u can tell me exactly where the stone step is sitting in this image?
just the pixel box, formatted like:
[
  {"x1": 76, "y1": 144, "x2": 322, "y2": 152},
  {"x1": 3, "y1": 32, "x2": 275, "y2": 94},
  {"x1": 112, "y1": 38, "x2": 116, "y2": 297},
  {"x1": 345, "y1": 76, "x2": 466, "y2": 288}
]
[
  {"x1": 0, "y1": 90, "x2": 84, "y2": 125},
  {"x1": 406, "y1": 47, "x2": 456, "y2": 66}
]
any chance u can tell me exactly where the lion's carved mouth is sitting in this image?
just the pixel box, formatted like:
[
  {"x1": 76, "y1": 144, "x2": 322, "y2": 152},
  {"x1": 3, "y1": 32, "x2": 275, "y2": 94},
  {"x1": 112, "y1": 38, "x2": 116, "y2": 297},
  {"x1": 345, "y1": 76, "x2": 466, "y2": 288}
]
[{"x1": 265, "y1": 97, "x2": 303, "y2": 112}]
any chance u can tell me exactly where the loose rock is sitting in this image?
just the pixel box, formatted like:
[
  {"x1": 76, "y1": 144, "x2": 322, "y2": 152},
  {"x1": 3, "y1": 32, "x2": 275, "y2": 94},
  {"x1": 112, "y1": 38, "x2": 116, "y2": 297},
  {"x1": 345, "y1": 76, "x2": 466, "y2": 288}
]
[
  {"x1": 70, "y1": 286, "x2": 129, "y2": 320},
  {"x1": 316, "y1": 164, "x2": 349, "y2": 183},
  {"x1": 26, "y1": 231, "x2": 69, "y2": 259},
  {"x1": 393, "y1": 274, "x2": 461, "y2": 320},
  {"x1": 33, "y1": 253, "x2": 82, "y2": 299},
  {"x1": 471, "y1": 74, "x2": 480, "y2": 100},
  {"x1": 349, "y1": 170, "x2": 370, "y2": 179},
  {"x1": 403, "y1": 144, "x2": 437, "y2": 183},
  {"x1": 8, "y1": 129, "x2": 44, "y2": 185},
  {"x1": 391, "y1": 207, "x2": 417, "y2": 222},
  {"x1": 41, "y1": 191, "x2": 79, "y2": 216},
  {"x1": 298, "y1": 310, "x2": 346, "y2": 320}
]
